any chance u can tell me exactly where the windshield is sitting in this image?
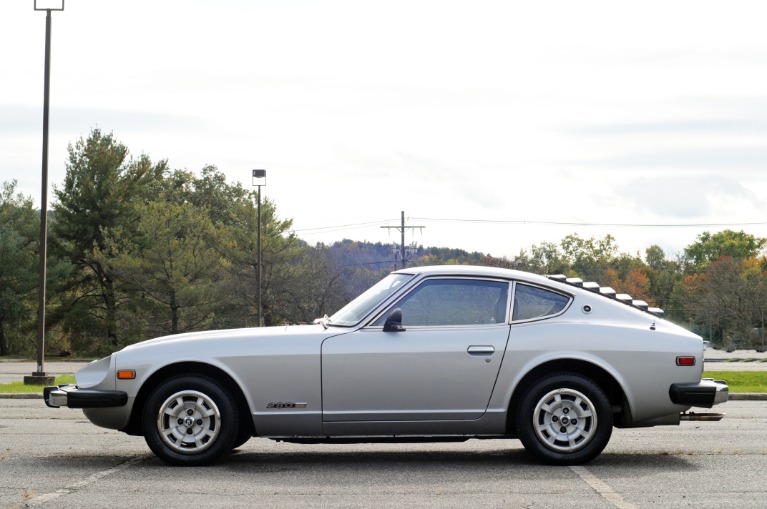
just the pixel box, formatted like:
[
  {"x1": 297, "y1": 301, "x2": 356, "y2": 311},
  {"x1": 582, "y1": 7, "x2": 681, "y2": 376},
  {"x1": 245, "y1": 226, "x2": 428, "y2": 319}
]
[{"x1": 328, "y1": 273, "x2": 413, "y2": 326}]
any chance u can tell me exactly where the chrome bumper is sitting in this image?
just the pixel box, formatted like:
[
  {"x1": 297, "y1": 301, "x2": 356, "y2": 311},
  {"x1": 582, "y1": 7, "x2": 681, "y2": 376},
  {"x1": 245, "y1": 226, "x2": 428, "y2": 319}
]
[
  {"x1": 669, "y1": 378, "x2": 729, "y2": 408},
  {"x1": 44, "y1": 384, "x2": 128, "y2": 409}
]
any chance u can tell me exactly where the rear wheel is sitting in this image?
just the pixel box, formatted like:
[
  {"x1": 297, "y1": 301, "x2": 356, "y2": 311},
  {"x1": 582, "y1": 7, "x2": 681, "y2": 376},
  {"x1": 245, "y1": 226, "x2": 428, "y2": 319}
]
[
  {"x1": 142, "y1": 375, "x2": 239, "y2": 466},
  {"x1": 516, "y1": 373, "x2": 612, "y2": 465}
]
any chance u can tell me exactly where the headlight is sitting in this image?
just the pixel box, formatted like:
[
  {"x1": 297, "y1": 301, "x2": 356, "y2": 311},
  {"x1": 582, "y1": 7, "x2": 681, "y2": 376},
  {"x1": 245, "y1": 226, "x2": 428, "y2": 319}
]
[{"x1": 74, "y1": 356, "x2": 114, "y2": 389}]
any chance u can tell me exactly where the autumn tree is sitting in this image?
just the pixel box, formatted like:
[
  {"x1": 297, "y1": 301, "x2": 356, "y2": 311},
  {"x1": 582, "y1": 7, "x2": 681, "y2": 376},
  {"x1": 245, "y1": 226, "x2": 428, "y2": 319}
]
[
  {"x1": 644, "y1": 245, "x2": 683, "y2": 311},
  {"x1": 738, "y1": 257, "x2": 767, "y2": 351},
  {"x1": 509, "y1": 241, "x2": 569, "y2": 275},
  {"x1": 560, "y1": 234, "x2": 619, "y2": 282},
  {"x1": 684, "y1": 230, "x2": 766, "y2": 269},
  {"x1": 676, "y1": 256, "x2": 767, "y2": 348}
]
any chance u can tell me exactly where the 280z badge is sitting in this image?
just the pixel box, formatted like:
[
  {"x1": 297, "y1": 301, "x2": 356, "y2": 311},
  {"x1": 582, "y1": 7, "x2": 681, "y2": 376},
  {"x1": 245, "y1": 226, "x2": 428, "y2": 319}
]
[{"x1": 266, "y1": 402, "x2": 307, "y2": 409}]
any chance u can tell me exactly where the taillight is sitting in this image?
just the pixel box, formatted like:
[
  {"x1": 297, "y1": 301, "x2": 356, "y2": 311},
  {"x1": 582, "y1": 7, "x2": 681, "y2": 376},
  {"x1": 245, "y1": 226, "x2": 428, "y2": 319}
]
[{"x1": 676, "y1": 356, "x2": 696, "y2": 366}]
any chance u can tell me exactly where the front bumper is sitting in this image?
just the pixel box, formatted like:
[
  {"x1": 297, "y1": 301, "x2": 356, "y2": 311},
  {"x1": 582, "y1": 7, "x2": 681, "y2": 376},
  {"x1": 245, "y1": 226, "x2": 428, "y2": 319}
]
[
  {"x1": 44, "y1": 384, "x2": 128, "y2": 409},
  {"x1": 669, "y1": 378, "x2": 729, "y2": 408}
]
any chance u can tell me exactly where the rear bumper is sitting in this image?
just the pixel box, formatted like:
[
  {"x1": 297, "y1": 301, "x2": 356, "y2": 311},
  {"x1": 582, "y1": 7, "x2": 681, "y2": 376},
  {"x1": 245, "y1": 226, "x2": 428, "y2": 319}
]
[
  {"x1": 669, "y1": 378, "x2": 729, "y2": 408},
  {"x1": 44, "y1": 384, "x2": 128, "y2": 409}
]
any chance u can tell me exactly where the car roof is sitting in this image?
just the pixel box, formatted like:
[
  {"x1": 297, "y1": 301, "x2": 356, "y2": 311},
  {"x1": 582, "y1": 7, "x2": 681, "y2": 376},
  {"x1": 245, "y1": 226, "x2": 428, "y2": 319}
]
[{"x1": 394, "y1": 265, "x2": 551, "y2": 285}]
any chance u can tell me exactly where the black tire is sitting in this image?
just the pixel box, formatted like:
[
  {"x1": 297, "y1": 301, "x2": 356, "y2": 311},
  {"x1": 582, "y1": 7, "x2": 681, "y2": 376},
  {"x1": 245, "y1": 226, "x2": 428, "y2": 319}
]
[
  {"x1": 516, "y1": 373, "x2": 612, "y2": 465},
  {"x1": 231, "y1": 428, "x2": 252, "y2": 450},
  {"x1": 142, "y1": 375, "x2": 240, "y2": 466}
]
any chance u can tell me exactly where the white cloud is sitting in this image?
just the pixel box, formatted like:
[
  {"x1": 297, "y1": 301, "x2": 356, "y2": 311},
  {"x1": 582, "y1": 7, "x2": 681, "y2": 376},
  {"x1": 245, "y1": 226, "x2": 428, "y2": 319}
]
[{"x1": 3, "y1": 0, "x2": 767, "y2": 259}]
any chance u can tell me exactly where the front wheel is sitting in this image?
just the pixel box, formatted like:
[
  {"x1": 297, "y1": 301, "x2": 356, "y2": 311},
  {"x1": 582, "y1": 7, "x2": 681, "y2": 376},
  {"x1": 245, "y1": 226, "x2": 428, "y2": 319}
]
[
  {"x1": 142, "y1": 375, "x2": 240, "y2": 466},
  {"x1": 516, "y1": 373, "x2": 612, "y2": 465}
]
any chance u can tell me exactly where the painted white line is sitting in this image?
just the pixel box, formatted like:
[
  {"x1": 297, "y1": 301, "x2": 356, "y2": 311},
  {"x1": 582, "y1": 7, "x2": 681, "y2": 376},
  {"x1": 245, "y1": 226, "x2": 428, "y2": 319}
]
[
  {"x1": 570, "y1": 465, "x2": 638, "y2": 509},
  {"x1": 25, "y1": 455, "x2": 147, "y2": 506}
]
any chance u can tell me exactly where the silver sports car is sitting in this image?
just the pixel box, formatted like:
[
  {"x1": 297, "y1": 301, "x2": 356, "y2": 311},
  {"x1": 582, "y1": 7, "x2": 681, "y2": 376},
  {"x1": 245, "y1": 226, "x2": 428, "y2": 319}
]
[{"x1": 45, "y1": 265, "x2": 728, "y2": 466}]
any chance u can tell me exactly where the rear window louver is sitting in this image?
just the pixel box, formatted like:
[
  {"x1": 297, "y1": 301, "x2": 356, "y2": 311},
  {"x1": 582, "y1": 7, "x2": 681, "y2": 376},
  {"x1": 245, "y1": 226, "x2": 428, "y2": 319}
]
[{"x1": 547, "y1": 274, "x2": 664, "y2": 318}]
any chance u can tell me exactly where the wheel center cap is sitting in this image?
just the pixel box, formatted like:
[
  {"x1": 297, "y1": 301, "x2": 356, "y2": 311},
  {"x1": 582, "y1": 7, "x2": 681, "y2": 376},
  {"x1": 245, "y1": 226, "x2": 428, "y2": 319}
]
[
  {"x1": 184, "y1": 416, "x2": 196, "y2": 427},
  {"x1": 560, "y1": 416, "x2": 570, "y2": 426}
]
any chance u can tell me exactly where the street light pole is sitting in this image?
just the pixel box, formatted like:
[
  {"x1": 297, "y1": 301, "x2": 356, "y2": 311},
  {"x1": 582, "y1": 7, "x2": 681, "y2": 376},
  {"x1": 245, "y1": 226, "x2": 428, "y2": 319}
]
[
  {"x1": 26, "y1": 0, "x2": 64, "y2": 386},
  {"x1": 252, "y1": 170, "x2": 266, "y2": 327}
]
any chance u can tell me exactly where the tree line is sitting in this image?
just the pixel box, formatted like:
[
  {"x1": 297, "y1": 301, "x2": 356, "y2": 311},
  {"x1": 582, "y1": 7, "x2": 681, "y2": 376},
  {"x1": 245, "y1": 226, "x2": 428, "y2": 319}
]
[{"x1": 1, "y1": 129, "x2": 765, "y2": 356}]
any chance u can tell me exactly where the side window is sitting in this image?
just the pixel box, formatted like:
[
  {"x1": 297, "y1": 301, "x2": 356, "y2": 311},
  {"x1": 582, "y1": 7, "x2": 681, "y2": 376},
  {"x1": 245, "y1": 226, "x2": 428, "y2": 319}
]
[
  {"x1": 512, "y1": 283, "x2": 570, "y2": 322},
  {"x1": 374, "y1": 279, "x2": 509, "y2": 327}
]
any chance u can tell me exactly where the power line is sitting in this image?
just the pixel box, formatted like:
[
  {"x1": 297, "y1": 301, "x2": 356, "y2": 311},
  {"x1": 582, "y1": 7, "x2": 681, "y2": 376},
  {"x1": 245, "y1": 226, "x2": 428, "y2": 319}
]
[
  {"x1": 411, "y1": 217, "x2": 767, "y2": 228},
  {"x1": 293, "y1": 218, "x2": 397, "y2": 235},
  {"x1": 293, "y1": 216, "x2": 767, "y2": 236}
]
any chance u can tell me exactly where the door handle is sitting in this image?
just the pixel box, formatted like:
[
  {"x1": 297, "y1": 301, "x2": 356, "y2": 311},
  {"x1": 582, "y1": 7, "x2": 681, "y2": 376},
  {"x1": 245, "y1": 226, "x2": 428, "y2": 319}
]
[{"x1": 467, "y1": 345, "x2": 495, "y2": 356}]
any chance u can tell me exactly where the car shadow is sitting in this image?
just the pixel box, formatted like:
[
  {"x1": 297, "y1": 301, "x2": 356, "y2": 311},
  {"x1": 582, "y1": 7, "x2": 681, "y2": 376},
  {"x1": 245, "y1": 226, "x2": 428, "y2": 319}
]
[
  {"x1": 29, "y1": 444, "x2": 697, "y2": 475},
  {"x1": 201, "y1": 444, "x2": 699, "y2": 474}
]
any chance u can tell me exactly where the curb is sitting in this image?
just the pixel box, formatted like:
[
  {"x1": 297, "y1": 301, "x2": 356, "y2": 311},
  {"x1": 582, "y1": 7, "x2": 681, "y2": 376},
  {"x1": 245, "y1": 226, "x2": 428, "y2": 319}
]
[
  {"x1": 0, "y1": 393, "x2": 44, "y2": 399},
  {"x1": 728, "y1": 393, "x2": 767, "y2": 401}
]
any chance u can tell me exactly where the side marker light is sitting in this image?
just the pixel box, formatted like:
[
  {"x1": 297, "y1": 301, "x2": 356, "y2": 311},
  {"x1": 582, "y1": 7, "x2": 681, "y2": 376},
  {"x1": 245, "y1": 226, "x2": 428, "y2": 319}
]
[
  {"x1": 117, "y1": 370, "x2": 136, "y2": 380},
  {"x1": 676, "y1": 356, "x2": 696, "y2": 366}
]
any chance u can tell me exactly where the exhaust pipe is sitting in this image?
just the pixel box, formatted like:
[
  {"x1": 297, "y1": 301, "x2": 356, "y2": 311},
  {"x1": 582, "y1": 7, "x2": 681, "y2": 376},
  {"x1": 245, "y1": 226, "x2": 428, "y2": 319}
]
[{"x1": 680, "y1": 412, "x2": 726, "y2": 422}]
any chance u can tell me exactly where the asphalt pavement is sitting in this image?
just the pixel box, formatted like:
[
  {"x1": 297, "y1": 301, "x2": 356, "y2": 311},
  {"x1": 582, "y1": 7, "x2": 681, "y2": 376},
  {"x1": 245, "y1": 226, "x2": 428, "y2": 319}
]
[{"x1": 2, "y1": 398, "x2": 766, "y2": 509}]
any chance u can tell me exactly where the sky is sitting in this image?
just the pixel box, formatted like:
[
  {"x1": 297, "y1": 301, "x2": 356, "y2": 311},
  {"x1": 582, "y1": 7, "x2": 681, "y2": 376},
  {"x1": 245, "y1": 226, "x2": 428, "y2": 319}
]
[{"x1": 3, "y1": 0, "x2": 767, "y2": 261}]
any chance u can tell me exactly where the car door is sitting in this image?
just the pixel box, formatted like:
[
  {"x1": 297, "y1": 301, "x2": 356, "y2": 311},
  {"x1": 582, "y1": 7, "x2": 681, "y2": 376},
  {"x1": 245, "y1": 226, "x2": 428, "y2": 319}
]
[{"x1": 321, "y1": 277, "x2": 511, "y2": 422}]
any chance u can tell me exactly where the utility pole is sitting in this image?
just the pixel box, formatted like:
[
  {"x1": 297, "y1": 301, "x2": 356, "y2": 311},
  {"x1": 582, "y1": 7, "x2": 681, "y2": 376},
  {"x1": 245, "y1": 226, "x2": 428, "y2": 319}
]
[{"x1": 380, "y1": 211, "x2": 425, "y2": 269}]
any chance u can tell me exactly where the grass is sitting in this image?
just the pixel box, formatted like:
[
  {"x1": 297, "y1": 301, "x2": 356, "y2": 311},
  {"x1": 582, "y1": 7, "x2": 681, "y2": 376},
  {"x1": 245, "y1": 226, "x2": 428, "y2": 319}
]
[
  {"x1": 703, "y1": 371, "x2": 767, "y2": 393},
  {"x1": 0, "y1": 375, "x2": 75, "y2": 393}
]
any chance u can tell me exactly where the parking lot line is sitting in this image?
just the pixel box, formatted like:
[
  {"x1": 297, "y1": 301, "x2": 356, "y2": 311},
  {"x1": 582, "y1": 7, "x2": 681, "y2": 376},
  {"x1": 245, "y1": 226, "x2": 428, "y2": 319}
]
[
  {"x1": 570, "y1": 465, "x2": 637, "y2": 509},
  {"x1": 25, "y1": 455, "x2": 148, "y2": 507}
]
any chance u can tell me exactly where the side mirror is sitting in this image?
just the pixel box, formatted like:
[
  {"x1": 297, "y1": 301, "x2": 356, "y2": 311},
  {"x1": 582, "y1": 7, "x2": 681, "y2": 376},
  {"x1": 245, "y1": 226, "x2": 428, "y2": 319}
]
[{"x1": 383, "y1": 308, "x2": 406, "y2": 332}]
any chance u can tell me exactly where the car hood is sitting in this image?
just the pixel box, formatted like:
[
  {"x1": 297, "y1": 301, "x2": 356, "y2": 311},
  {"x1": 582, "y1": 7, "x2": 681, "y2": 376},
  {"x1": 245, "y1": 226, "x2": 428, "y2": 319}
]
[{"x1": 119, "y1": 324, "x2": 333, "y2": 352}]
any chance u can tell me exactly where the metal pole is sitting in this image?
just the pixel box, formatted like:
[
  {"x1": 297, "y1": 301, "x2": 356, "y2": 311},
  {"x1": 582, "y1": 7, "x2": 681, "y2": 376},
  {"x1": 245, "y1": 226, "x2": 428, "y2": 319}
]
[
  {"x1": 35, "y1": 9, "x2": 52, "y2": 379},
  {"x1": 400, "y1": 211, "x2": 406, "y2": 268},
  {"x1": 257, "y1": 186, "x2": 262, "y2": 327}
]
